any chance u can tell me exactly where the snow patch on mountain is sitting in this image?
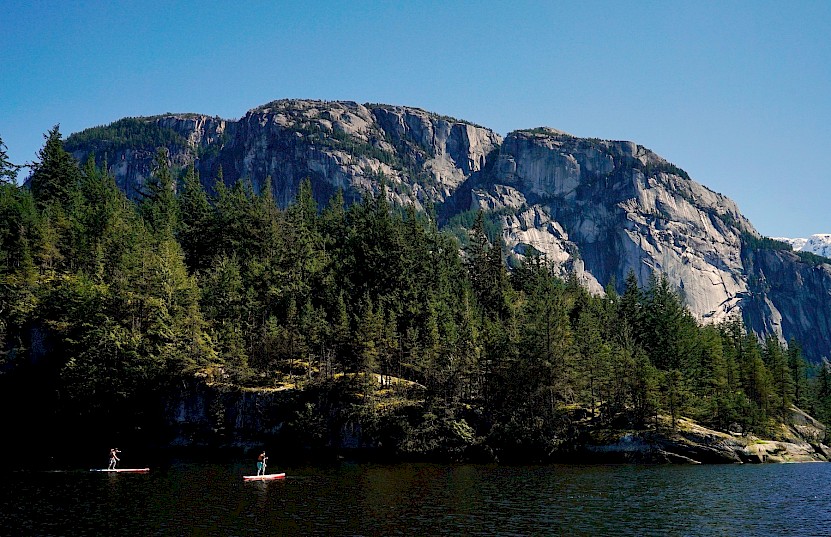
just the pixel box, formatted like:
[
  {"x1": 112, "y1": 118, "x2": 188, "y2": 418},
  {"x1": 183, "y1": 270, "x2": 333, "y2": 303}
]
[{"x1": 773, "y1": 234, "x2": 831, "y2": 258}]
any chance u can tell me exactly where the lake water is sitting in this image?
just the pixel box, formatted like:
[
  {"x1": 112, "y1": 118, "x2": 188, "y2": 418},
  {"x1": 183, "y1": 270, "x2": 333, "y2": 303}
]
[{"x1": 2, "y1": 460, "x2": 830, "y2": 536}]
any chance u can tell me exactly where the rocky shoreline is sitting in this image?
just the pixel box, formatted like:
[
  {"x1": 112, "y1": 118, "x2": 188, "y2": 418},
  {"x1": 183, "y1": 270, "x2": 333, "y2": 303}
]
[
  {"x1": 582, "y1": 409, "x2": 830, "y2": 464},
  {"x1": 162, "y1": 379, "x2": 829, "y2": 465}
]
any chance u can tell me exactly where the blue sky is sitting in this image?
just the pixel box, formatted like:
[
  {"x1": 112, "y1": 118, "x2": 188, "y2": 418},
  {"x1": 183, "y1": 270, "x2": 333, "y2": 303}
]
[{"x1": 1, "y1": 1, "x2": 829, "y2": 237}]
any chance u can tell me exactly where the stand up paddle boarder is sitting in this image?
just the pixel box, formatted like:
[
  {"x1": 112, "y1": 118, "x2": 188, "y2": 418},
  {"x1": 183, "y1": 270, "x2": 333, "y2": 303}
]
[
  {"x1": 257, "y1": 451, "x2": 268, "y2": 476},
  {"x1": 108, "y1": 448, "x2": 121, "y2": 470}
]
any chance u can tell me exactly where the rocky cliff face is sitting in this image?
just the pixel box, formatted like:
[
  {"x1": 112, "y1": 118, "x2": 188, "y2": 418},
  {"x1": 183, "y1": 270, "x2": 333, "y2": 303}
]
[
  {"x1": 476, "y1": 129, "x2": 755, "y2": 322},
  {"x1": 163, "y1": 378, "x2": 378, "y2": 452},
  {"x1": 165, "y1": 378, "x2": 829, "y2": 463},
  {"x1": 69, "y1": 100, "x2": 502, "y2": 210},
  {"x1": 65, "y1": 100, "x2": 831, "y2": 361},
  {"x1": 69, "y1": 115, "x2": 231, "y2": 196},
  {"x1": 475, "y1": 129, "x2": 830, "y2": 359},
  {"x1": 740, "y1": 248, "x2": 831, "y2": 360},
  {"x1": 583, "y1": 408, "x2": 830, "y2": 464}
]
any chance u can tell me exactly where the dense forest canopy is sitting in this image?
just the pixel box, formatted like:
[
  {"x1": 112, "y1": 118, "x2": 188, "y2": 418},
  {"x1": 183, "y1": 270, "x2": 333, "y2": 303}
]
[{"x1": 1, "y1": 128, "x2": 830, "y2": 460}]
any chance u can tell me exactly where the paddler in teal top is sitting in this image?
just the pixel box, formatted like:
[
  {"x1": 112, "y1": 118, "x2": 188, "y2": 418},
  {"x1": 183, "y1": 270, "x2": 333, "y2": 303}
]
[{"x1": 257, "y1": 451, "x2": 268, "y2": 475}]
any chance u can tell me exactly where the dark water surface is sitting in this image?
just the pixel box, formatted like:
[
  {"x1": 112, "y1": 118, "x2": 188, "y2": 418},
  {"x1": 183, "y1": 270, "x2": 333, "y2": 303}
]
[{"x1": 2, "y1": 461, "x2": 830, "y2": 536}]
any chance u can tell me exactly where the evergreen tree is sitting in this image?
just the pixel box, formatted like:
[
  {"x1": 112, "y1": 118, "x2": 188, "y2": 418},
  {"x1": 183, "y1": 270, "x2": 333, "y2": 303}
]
[
  {"x1": 616, "y1": 269, "x2": 643, "y2": 352},
  {"x1": 200, "y1": 254, "x2": 248, "y2": 375},
  {"x1": 576, "y1": 306, "x2": 611, "y2": 420},
  {"x1": 812, "y1": 360, "x2": 831, "y2": 427},
  {"x1": 518, "y1": 260, "x2": 576, "y2": 406},
  {"x1": 71, "y1": 155, "x2": 125, "y2": 278},
  {"x1": 631, "y1": 352, "x2": 661, "y2": 427},
  {"x1": 787, "y1": 339, "x2": 808, "y2": 409},
  {"x1": 353, "y1": 296, "x2": 383, "y2": 376},
  {"x1": 0, "y1": 135, "x2": 21, "y2": 184},
  {"x1": 661, "y1": 368, "x2": 689, "y2": 429},
  {"x1": 764, "y1": 336, "x2": 793, "y2": 421},
  {"x1": 696, "y1": 324, "x2": 734, "y2": 427},
  {"x1": 178, "y1": 164, "x2": 213, "y2": 271},
  {"x1": 344, "y1": 181, "x2": 407, "y2": 307},
  {"x1": 284, "y1": 178, "x2": 325, "y2": 304},
  {"x1": 465, "y1": 211, "x2": 490, "y2": 300},
  {"x1": 330, "y1": 291, "x2": 352, "y2": 374},
  {"x1": 140, "y1": 148, "x2": 179, "y2": 238},
  {"x1": 29, "y1": 125, "x2": 81, "y2": 209},
  {"x1": 465, "y1": 211, "x2": 509, "y2": 319},
  {"x1": 35, "y1": 204, "x2": 67, "y2": 272},
  {"x1": 738, "y1": 332, "x2": 772, "y2": 430},
  {"x1": 641, "y1": 274, "x2": 698, "y2": 372},
  {"x1": 0, "y1": 181, "x2": 37, "y2": 274}
]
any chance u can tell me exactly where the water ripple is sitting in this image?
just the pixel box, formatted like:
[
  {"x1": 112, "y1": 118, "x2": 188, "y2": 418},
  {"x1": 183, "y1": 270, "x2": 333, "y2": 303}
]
[{"x1": 2, "y1": 462, "x2": 830, "y2": 535}]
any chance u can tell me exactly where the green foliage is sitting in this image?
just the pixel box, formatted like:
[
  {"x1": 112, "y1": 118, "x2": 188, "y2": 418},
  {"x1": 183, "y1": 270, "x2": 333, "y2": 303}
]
[
  {"x1": 0, "y1": 182, "x2": 37, "y2": 274},
  {"x1": 0, "y1": 135, "x2": 21, "y2": 184},
  {"x1": 741, "y1": 232, "x2": 831, "y2": 266},
  {"x1": 64, "y1": 117, "x2": 189, "y2": 156},
  {"x1": 795, "y1": 250, "x2": 831, "y2": 266},
  {"x1": 29, "y1": 125, "x2": 82, "y2": 209},
  {"x1": 741, "y1": 233, "x2": 793, "y2": 252},
  {"x1": 518, "y1": 127, "x2": 565, "y2": 136},
  {"x1": 283, "y1": 121, "x2": 402, "y2": 169},
  {"x1": 177, "y1": 164, "x2": 213, "y2": 271},
  {"x1": 139, "y1": 148, "x2": 180, "y2": 238},
  {"x1": 0, "y1": 126, "x2": 822, "y2": 458},
  {"x1": 445, "y1": 208, "x2": 505, "y2": 247},
  {"x1": 641, "y1": 160, "x2": 691, "y2": 181}
]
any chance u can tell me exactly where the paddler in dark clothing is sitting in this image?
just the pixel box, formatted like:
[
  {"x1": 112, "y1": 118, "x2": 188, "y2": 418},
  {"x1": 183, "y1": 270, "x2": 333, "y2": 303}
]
[{"x1": 257, "y1": 451, "x2": 268, "y2": 475}]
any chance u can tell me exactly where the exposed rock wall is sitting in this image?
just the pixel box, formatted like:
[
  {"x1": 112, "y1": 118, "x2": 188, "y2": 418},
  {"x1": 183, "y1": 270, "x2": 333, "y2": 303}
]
[
  {"x1": 165, "y1": 379, "x2": 829, "y2": 463},
  {"x1": 162, "y1": 380, "x2": 372, "y2": 452},
  {"x1": 583, "y1": 409, "x2": 830, "y2": 464},
  {"x1": 65, "y1": 99, "x2": 831, "y2": 361},
  {"x1": 75, "y1": 115, "x2": 230, "y2": 197},
  {"x1": 741, "y1": 248, "x2": 831, "y2": 361},
  {"x1": 72, "y1": 100, "x2": 502, "y2": 210},
  {"x1": 490, "y1": 130, "x2": 754, "y2": 324}
]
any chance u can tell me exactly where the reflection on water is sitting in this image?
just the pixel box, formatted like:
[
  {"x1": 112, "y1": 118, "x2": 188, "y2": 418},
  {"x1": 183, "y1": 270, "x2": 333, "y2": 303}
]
[{"x1": 1, "y1": 461, "x2": 830, "y2": 536}]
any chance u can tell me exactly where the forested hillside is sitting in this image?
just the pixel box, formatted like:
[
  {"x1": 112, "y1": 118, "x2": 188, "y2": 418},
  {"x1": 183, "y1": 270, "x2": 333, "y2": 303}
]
[
  {"x1": 61, "y1": 100, "x2": 831, "y2": 365},
  {"x1": 1, "y1": 129, "x2": 830, "y2": 462}
]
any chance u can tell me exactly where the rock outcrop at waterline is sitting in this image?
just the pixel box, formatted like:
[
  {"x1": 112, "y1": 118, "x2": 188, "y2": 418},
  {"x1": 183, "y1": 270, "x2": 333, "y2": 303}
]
[
  {"x1": 64, "y1": 99, "x2": 831, "y2": 362},
  {"x1": 583, "y1": 408, "x2": 830, "y2": 464},
  {"x1": 163, "y1": 379, "x2": 829, "y2": 464}
]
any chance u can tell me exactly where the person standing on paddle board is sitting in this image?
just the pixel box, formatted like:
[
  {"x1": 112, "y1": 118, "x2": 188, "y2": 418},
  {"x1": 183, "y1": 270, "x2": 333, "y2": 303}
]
[
  {"x1": 257, "y1": 451, "x2": 268, "y2": 475},
  {"x1": 108, "y1": 448, "x2": 121, "y2": 469}
]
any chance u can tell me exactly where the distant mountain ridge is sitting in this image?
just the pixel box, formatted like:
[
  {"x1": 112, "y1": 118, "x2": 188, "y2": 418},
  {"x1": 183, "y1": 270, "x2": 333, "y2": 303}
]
[
  {"x1": 64, "y1": 99, "x2": 831, "y2": 362},
  {"x1": 773, "y1": 234, "x2": 831, "y2": 259}
]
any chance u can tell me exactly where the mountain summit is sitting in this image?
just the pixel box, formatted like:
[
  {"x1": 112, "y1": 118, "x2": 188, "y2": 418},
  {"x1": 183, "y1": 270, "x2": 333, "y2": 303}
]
[
  {"x1": 65, "y1": 99, "x2": 831, "y2": 361},
  {"x1": 773, "y1": 234, "x2": 831, "y2": 259}
]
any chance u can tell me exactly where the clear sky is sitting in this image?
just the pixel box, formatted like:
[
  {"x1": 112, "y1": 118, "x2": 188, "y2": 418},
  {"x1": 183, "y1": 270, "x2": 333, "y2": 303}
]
[{"x1": 1, "y1": 1, "x2": 829, "y2": 237}]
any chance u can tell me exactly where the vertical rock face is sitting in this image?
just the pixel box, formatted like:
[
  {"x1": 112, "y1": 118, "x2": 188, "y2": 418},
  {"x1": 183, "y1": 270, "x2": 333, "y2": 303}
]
[
  {"x1": 232, "y1": 100, "x2": 502, "y2": 208},
  {"x1": 488, "y1": 129, "x2": 754, "y2": 324},
  {"x1": 67, "y1": 115, "x2": 230, "y2": 197},
  {"x1": 740, "y1": 249, "x2": 831, "y2": 361},
  {"x1": 69, "y1": 100, "x2": 502, "y2": 209},
  {"x1": 64, "y1": 100, "x2": 831, "y2": 361},
  {"x1": 480, "y1": 130, "x2": 831, "y2": 359}
]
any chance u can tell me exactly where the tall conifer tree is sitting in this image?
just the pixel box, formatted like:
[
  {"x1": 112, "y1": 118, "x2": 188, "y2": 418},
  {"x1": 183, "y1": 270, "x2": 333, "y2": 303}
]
[{"x1": 29, "y1": 125, "x2": 81, "y2": 209}]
